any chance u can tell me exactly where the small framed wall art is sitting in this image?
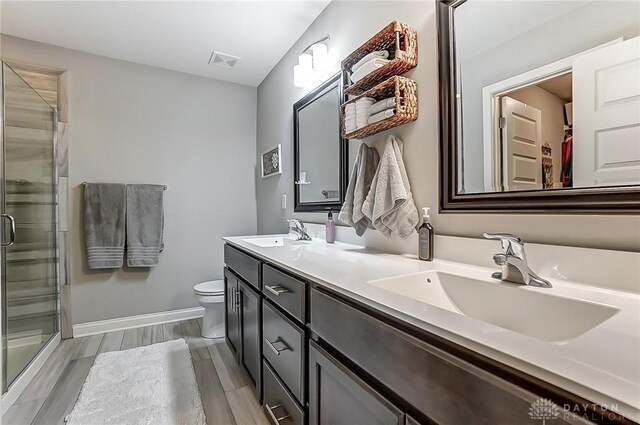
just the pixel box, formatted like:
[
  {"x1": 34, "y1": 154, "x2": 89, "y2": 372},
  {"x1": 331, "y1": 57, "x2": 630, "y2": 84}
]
[{"x1": 261, "y1": 144, "x2": 282, "y2": 178}]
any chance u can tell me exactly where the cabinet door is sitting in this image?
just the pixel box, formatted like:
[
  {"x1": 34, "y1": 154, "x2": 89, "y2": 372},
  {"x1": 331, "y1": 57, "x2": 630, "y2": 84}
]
[
  {"x1": 309, "y1": 341, "x2": 404, "y2": 425},
  {"x1": 224, "y1": 268, "x2": 240, "y2": 356},
  {"x1": 240, "y1": 279, "x2": 261, "y2": 397}
]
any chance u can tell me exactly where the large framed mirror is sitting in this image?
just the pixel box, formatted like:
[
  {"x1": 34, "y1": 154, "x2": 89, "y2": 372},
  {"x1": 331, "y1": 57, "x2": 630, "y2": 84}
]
[
  {"x1": 437, "y1": 0, "x2": 640, "y2": 212},
  {"x1": 293, "y1": 72, "x2": 348, "y2": 212}
]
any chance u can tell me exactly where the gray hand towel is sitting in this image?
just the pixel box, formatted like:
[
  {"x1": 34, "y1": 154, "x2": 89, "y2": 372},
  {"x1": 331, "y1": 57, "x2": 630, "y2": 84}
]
[
  {"x1": 126, "y1": 184, "x2": 164, "y2": 267},
  {"x1": 338, "y1": 143, "x2": 379, "y2": 236},
  {"x1": 362, "y1": 135, "x2": 419, "y2": 239},
  {"x1": 84, "y1": 183, "x2": 126, "y2": 269}
]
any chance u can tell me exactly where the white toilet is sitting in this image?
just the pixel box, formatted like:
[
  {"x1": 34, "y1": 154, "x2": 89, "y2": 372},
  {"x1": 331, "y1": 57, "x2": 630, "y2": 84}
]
[{"x1": 193, "y1": 280, "x2": 225, "y2": 339}]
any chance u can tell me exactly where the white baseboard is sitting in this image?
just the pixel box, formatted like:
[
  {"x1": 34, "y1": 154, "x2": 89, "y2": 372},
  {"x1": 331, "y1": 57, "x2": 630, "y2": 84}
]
[
  {"x1": 2, "y1": 333, "x2": 61, "y2": 414},
  {"x1": 72, "y1": 306, "x2": 205, "y2": 338}
]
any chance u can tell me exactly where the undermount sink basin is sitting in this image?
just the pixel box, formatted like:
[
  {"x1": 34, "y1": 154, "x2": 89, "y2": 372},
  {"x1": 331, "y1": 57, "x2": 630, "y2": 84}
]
[
  {"x1": 241, "y1": 236, "x2": 286, "y2": 247},
  {"x1": 241, "y1": 235, "x2": 310, "y2": 248},
  {"x1": 369, "y1": 271, "x2": 619, "y2": 342}
]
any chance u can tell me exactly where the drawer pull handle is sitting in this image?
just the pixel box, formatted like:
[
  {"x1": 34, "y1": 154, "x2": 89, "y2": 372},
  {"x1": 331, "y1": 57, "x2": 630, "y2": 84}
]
[
  {"x1": 231, "y1": 289, "x2": 236, "y2": 311},
  {"x1": 265, "y1": 285, "x2": 290, "y2": 296},
  {"x1": 265, "y1": 403, "x2": 291, "y2": 424},
  {"x1": 265, "y1": 338, "x2": 290, "y2": 356}
]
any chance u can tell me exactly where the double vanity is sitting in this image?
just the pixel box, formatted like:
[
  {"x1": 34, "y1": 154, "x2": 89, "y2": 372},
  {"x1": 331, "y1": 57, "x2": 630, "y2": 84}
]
[{"x1": 221, "y1": 234, "x2": 639, "y2": 425}]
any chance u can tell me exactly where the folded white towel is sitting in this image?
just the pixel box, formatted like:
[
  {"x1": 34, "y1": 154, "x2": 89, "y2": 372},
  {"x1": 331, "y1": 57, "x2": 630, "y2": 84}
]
[
  {"x1": 354, "y1": 97, "x2": 374, "y2": 128},
  {"x1": 350, "y1": 58, "x2": 390, "y2": 83},
  {"x1": 355, "y1": 97, "x2": 375, "y2": 105},
  {"x1": 352, "y1": 50, "x2": 389, "y2": 72},
  {"x1": 345, "y1": 103, "x2": 356, "y2": 114},
  {"x1": 368, "y1": 109, "x2": 395, "y2": 125},
  {"x1": 339, "y1": 143, "x2": 380, "y2": 236},
  {"x1": 370, "y1": 98, "x2": 396, "y2": 115},
  {"x1": 345, "y1": 117, "x2": 357, "y2": 133},
  {"x1": 362, "y1": 136, "x2": 419, "y2": 239}
]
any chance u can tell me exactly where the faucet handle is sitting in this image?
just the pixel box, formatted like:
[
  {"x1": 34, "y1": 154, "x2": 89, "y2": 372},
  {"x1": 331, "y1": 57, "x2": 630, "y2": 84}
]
[
  {"x1": 483, "y1": 232, "x2": 526, "y2": 259},
  {"x1": 483, "y1": 232, "x2": 523, "y2": 244}
]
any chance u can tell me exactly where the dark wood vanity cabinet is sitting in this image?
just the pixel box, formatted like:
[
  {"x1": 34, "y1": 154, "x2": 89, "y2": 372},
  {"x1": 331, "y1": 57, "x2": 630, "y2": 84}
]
[
  {"x1": 239, "y1": 279, "x2": 261, "y2": 395},
  {"x1": 224, "y1": 267, "x2": 240, "y2": 356},
  {"x1": 223, "y1": 244, "x2": 616, "y2": 425},
  {"x1": 262, "y1": 301, "x2": 306, "y2": 403},
  {"x1": 310, "y1": 286, "x2": 597, "y2": 425},
  {"x1": 224, "y1": 247, "x2": 262, "y2": 399},
  {"x1": 309, "y1": 340, "x2": 405, "y2": 425}
]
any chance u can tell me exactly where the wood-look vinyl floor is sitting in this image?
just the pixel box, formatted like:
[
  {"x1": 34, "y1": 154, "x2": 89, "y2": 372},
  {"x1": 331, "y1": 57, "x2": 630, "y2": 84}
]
[{"x1": 2, "y1": 319, "x2": 269, "y2": 425}]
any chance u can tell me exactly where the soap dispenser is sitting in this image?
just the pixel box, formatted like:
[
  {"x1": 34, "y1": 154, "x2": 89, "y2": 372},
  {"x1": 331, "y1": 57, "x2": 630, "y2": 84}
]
[
  {"x1": 326, "y1": 211, "x2": 336, "y2": 244},
  {"x1": 419, "y1": 207, "x2": 434, "y2": 261}
]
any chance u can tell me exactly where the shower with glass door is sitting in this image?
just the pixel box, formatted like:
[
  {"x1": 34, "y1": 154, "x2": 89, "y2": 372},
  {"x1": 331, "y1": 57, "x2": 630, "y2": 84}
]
[{"x1": 1, "y1": 62, "x2": 59, "y2": 394}]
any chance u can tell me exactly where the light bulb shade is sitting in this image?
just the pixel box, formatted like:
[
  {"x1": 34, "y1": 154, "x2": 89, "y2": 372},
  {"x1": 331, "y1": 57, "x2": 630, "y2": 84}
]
[
  {"x1": 293, "y1": 64, "x2": 309, "y2": 88},
  {"x1": 311, "y1": 43, "x2": 328, "y2": 70},
  {"x1": 298, "y1": 53, "x2": 313, "y2": 70}
]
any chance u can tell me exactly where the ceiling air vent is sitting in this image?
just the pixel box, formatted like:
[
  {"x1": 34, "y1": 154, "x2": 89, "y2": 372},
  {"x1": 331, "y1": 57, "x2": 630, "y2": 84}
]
[{"x1": 209, "y1": 51, "x2": 240, "y2": 69}]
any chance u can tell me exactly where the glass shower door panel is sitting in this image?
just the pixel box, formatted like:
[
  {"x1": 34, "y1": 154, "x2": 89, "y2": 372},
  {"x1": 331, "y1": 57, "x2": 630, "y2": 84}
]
[{"x1": 2, "y1": 63, "x2": 58, "y2": 391}]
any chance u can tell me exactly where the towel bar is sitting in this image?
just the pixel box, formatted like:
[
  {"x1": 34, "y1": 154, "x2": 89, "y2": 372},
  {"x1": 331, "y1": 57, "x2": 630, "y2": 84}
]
[{"x1": 82, "y1": 182, "x2": 167, "y2": 190}]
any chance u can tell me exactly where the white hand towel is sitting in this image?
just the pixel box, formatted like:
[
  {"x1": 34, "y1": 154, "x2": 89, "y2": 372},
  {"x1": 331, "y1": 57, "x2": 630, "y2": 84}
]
[
  {"x1": 338, "y1": 143, "x2": 380, "y2": 236},
  {"x1": 344, "y1": 117, "x2": 357, "y2": 133},
  {"x1": 370, "y1": 98, "x2": 396, "y2": 115},
  {"x1": 350, "y1": 58, "x2": 390, "y2": 83},
  {"x1": 362, "y1": 136, "x2": 419, "y2": 239},
  {"x1": 352, "y1": 50, "x2": 389, "y2": 72},
  {"x1": 368, "y1": 109, "x2": 395, "y2": 125},
  {"x1": 355, "y1": 97, "x2": 375, "y2": 105},
  {"x1": 345, "y1": 103, "x2": 356, "y2": 115}
]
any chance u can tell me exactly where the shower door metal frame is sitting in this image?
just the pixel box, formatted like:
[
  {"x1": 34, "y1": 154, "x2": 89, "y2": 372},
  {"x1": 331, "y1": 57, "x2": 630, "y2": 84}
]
[
  {"x1": 0, "y1": 61, "x2": 61, "y2": 393},
  {"x1": 0, "y1": 59, "x2": 5, "y2": 391}
]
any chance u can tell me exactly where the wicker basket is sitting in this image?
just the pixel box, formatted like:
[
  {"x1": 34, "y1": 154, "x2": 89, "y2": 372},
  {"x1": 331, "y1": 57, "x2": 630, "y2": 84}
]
[
  {"x1": 340, "y1": 76, "x2": 418, "y2": 139},
  {"x1": 342, "y1": 21, "x2": 418, "y2": 96}
]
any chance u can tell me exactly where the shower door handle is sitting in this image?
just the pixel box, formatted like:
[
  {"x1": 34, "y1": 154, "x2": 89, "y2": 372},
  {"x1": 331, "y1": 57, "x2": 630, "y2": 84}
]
[{"x1": 1, "y1": 214, "x2": 16, "y2": 247}]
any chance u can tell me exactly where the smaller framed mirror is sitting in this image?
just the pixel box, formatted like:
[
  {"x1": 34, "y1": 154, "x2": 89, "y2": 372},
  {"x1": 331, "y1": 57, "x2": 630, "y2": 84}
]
[{"x1": 293, "y1": 72, "x2": 348, "y2": 212}]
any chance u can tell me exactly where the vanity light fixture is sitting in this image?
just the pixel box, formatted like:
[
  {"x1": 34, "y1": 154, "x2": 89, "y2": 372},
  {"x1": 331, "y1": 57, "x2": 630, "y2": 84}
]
[{"x1": 293, "y1": 34, "x2": 330, "y2": 88}]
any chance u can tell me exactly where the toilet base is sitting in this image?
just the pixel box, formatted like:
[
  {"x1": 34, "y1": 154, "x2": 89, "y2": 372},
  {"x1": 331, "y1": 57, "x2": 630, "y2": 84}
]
[{"x1": 201, "y1": 307, "x2": 225, "y2": 339}]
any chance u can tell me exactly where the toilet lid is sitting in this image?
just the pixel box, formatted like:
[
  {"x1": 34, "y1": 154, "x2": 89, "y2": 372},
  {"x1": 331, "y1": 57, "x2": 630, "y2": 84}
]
[{"x1": 194, "y1": 280, "x2": 224, "y2": 295}]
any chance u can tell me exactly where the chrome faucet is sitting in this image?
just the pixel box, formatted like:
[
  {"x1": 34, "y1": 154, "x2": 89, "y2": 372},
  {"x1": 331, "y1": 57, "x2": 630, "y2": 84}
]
[
  {"x1": 483, "y1": 232, "x2": 551, "y2": 288},
  {"x1": 287, "y1": 219, "x2": 312, "y2": 241}
]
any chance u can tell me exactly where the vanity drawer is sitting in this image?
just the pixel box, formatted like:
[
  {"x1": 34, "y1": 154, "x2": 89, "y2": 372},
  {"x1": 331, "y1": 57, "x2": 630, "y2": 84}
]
[
  {"x1": 263, "y1": 300, "x2": 305, "y2": 403},
  {"x1": 224, "y1": 244, "x2": 261, "y2": 290},
  {"x1": 262, "y1": 264, "x2": 306, "y2": 323},
  {"x1": 263, "y1": 360, "x2": 304, "y2": 425},
  {"x1": 310, "y1": 286, "x2": 590, "y2": 425}
]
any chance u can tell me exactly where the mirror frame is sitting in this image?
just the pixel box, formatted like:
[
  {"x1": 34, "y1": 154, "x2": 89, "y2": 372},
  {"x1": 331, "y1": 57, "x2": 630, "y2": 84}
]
[
  {"x1": 293, "y1": 71, "x2": 348, "y2": 213},
  {"x1": 437, "y1": 0, "x2": 640, "y2": 213}
]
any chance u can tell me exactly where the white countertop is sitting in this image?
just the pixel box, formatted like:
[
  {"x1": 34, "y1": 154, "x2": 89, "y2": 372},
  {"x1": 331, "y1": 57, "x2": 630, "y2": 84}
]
[{"x1": 223, "y1": 235, "x2": 640, "y2": 421}]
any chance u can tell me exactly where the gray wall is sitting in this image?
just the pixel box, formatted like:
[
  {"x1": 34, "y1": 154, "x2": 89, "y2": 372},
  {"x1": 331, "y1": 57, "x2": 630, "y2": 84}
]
[
  {"x1": 1, "y1": 35, "x2": 258, "y2": 324},
  {"x1": 255, "y1": 1, "x2": 640, "y2": 252}
]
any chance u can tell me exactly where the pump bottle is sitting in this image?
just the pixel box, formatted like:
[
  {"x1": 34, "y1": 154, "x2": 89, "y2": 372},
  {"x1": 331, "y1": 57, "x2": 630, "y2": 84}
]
[{"x1": 418, "y1": 207, "x2": 434, "y2": 261}]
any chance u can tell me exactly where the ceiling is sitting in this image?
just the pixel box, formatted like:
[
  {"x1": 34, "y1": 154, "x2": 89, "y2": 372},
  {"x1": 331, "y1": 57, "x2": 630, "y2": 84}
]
[
  {"x1": 538, "y1": 72, "x2": 572, "y2": 102},
  {"x1": 1, "y1": 1, "x2": 331, "y2": 87}
]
